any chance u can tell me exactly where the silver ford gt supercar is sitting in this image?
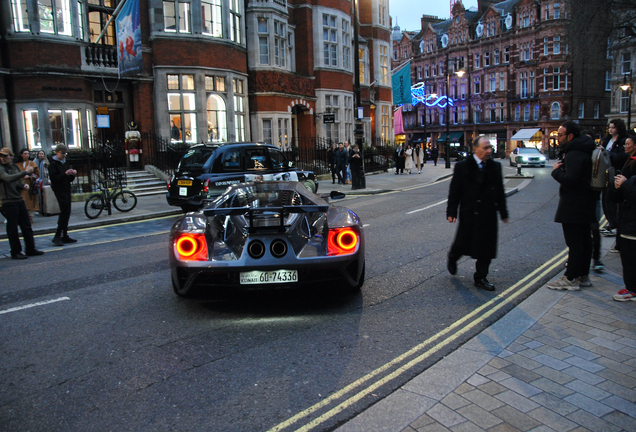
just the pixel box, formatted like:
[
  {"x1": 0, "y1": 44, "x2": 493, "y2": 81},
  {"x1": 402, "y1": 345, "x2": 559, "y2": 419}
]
[{"x1": 169, "y1": 181, "x2": 365, "y2": 297}]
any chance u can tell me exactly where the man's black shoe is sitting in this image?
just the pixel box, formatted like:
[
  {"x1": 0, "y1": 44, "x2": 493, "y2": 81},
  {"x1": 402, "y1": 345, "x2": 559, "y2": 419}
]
[
  {"x1": 62, "y1": 236, "x2": 77, "y2": 244},
  {"x1": 52, "y1": 237, "x2": 64, "y2": 246},
  {"x1": 26, "y1": 249, "x2": 44, "y2": 256},
  {"x1": 447, "y1": 255, "x2": 457, "y2": 275},
  {"x1": 11, "y1": 253, "x2": 28, "y2": 260},
  {"x1": 474, "y1": 278, "x2": 495, "y2": 291}
]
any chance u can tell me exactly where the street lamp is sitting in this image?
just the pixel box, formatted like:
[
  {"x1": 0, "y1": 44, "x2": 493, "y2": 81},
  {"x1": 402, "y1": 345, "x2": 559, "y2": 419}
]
[
  {"x1": 444, "y1": 54, "x2": 464, "y2": 169},
  {"x1": 621, "y1": 70, "x2": 633, "y2": 131},
  {"x1": 352, "y1": 0, "x2": 365, "y2": 188}
]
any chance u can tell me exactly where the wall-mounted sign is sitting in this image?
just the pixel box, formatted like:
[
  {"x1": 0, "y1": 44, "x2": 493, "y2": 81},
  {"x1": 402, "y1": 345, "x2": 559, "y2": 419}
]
[
  {"x1": 96, "y1": 107, "x2": 109, "y2": 115},
  {"x1": 323, "y1": 113, "x2": 335, "y2": 124},
  {"x1": 96, "y1": 115, "x2": 110, "y2": 128}
]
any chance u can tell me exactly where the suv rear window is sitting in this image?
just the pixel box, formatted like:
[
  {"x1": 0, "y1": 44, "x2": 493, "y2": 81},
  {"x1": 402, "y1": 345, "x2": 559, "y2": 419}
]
[
  {"x1": 244, "y1": 148, "x2": 270, "y2": 171},
  {"x1": 178, "y1": 147, "x2": 214, "y2": 173}
]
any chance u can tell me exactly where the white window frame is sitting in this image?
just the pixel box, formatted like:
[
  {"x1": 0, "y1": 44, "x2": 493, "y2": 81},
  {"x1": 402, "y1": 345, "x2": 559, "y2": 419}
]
[
  {"x1": 229, "y1": 0, "x2": 241, "y2": 43},
  {"x1": 38, "y1": 0, "x2": 73, "y2": 35},
  {"x1": 323, "y1": 14, "x2": 338, "y2": 67},
  {"x1": 11, "y1": 0, "x2": 29, "y2": 32},
  {"x1": 258, "y1": 18, "x2": 269, "y2": 64},
  {"x1": 164, "y1": 0, "x2": 191, "y2": 34},
  {"x1": 202, "y1": 0, "x2": 222, "y2": 38}
]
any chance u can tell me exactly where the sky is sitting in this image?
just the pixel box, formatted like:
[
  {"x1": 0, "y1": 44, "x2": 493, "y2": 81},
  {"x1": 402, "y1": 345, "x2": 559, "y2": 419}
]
[{"x1": 390, "y1": 0, "x2": 479, "y2": 32}]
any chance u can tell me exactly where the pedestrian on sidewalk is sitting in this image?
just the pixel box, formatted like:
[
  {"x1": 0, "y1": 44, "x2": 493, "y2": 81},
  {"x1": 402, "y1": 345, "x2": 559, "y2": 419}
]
[
  {"x1": 547, "y1": 121, "x2": 596, "y2": 291},
  {"x1": 610, "y1": 172, "x2": 636, "y2": 301},
  {"x1": 414, "y1": 143, "x2": 424, "y2": 173},
  {"x1": 17, "y1": 148, "x2": 39, "y2": 224},
  {"x1": 610, "y1": 134, "x2": 636, "y2": 301},
  {"x1": 395, "y1": 143, "x2": 405, "y2": 175},
  {"x1": 600, "y1": 119, "x2": 628, "y2": 238},
  {"x1": 349, "y1": 144, "x2": 363, "y2": 190},
  {"x1": 431, "y1": 145, "x2": 439, "y2": 167},
  {"x1": 49, "y1": 144, "x2": 78, "y2": 246},
  {"x1": 404, "y1": 144, "x2": 415, "y2": 174},
  {"x1": 334, "y1": 142, "x2": 348, "y2": 185},
  {"x1": 344, "y1": 140, "x2": 352, "y2": 185},
  {"x1": 327, "y1": 143, "x2": 337, "y2": 184},
  {"x1": 581, "y1": 130, "x2": 604, "y2": 273},
  {"x1": 0, "y1": 147, "x2": 44, "y2": 259},
  {"x1": 446, "y1": 136, "x2": 509, "y2": 291}
]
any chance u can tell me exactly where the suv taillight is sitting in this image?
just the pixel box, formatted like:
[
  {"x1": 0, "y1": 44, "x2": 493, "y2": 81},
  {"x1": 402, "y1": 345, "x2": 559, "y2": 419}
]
[{"x1": 203, "y1": 179, "x2": 209, "y2": 193}]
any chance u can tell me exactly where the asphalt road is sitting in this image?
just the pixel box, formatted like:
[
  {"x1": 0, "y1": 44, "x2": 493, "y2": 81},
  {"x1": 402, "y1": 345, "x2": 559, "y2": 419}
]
[{"x1": 0, "y1": 165, "x2": 568, "y2": 432}]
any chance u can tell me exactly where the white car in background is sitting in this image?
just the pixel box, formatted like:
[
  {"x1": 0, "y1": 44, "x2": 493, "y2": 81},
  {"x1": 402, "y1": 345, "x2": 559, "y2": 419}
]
[{"x1": 509, "y1": 147, "x2": 546, "y2": 167}]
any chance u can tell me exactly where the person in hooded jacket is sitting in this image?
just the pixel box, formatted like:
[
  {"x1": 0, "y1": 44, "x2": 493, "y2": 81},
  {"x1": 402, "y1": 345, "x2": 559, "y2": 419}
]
[
  {"x1": 547, "y1": 121, "x2": 597, "y2": 291},
  {"x1": 48, "y1": 144, "x2": 77, "y2": 246}
]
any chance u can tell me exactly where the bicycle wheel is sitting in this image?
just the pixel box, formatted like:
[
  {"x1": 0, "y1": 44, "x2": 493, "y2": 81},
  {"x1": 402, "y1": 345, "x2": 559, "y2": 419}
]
[
  {"x1": 85, "y1": 194, "x2": 104, "y2": 219},
  {"x1": 113, "y1": 190, "x2": 137, "y2": 212}
]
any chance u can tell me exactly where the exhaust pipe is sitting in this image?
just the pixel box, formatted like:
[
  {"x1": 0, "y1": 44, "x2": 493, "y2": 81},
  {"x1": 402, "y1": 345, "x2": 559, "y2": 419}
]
[
  {"x1": 270, "y1": 239, "x2": 288, "y2": 258},
  {"x1": 247, "y1": 240, "x2": 266, "y2": 259}
]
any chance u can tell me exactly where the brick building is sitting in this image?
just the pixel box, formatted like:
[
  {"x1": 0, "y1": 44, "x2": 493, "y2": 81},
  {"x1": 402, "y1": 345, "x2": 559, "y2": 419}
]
[
  {"x1": 606, "y1": 36, "x2": 636, "y2": 131},
  {"x1": 393, "y1": 0, "x2": 611, "y2": 158},
  {"x1": 0, "y1": 0, "x2": 393, "y2": 154}
]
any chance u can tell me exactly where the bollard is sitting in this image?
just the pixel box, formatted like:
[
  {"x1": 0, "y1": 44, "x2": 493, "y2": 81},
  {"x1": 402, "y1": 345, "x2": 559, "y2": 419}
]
[{"x1": 516, "y1": 156, "x2": 523, "y2": 176}]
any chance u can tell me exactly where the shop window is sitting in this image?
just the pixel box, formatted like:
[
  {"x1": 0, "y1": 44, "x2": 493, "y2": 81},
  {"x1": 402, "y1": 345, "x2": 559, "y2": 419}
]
[
  {"x1": 206, "y1": 95, "x2": 227, "y2": 142},
  {"x1": 167, "y1": 74, "x2": 196, "y2": 143},
  {"x1": 49, "y1": 109, "x2": 81, "y2": 148},
  {"x1": 24, "y1": 110, "x2": 41, "y2": 149}
]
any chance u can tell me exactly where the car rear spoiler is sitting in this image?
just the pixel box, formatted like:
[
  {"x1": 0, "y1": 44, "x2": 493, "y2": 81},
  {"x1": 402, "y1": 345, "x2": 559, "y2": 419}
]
[{"x1": 203, "y1": 205, "x2": 329, "y2": 233}]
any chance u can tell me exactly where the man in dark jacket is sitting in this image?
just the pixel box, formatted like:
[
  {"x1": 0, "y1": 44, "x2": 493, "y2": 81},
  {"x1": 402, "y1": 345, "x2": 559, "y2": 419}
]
[
  {"x1": 0, "y1": 147, "x2": 44, "y2": 259},
  {"x1": 548, "y1": 121, "x2": 597, "y2": 291},
  {"x1": 49, "y1": 144, "x2": 77, "y2": 246},
  {"x1": 395, "y1": 143, "x2": 405, "y2": 174},
  {"x1": 334, "y1": 142, "x2": 348, "y2": 185},
  {"x1": 446, "y1": 136, "x2": 509, "y2": 291}
]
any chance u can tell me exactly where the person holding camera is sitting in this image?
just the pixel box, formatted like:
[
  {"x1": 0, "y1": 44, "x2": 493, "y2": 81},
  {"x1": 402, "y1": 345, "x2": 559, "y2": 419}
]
[{"x1": 0, "y1": 147, "x2": 44, "y2": 259}]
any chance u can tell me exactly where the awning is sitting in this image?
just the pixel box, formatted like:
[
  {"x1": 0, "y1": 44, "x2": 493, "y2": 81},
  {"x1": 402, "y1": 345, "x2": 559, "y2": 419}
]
[
  {"x1": 511, "y1": 128, "x2": 542, "y2": 141},
  {"x1": 410, "y1": 133, "x2": 426, "y2": 144},
  {"x1": 438, "y1": 132, "x2": 464, "y2": 142}
]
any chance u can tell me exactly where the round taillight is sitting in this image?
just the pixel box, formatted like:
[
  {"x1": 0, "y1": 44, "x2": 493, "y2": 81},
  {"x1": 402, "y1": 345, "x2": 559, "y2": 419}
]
[
  {"x1": 176, "y1": 236, "x2": 199, "y2": 257},
  {"x1": 336, "y1": 230, "x2": 358, "y2": 251}
]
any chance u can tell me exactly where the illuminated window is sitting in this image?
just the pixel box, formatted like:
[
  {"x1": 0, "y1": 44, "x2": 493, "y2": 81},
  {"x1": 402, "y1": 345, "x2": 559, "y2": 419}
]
[
  {"x1": 49, "y1": 109, "x2": 81, "y2": 148},
  {"x1": 167, "y1": 74, "x2": 196, "y2": 143}
]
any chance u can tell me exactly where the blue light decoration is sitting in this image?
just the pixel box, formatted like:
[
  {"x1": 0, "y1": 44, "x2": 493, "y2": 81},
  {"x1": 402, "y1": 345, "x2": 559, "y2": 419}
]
[{"x1": 410, "y1": 82, "x2": 454, "y2": 108}]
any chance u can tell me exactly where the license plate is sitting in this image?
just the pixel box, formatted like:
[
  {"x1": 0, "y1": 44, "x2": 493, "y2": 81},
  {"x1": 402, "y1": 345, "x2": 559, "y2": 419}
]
[
  {"x1": 240, "y1": 270, "x2": 298, "y2": 285},
  {"x1": 178, "y1": 180, "x2": 192, "y2": 186}
]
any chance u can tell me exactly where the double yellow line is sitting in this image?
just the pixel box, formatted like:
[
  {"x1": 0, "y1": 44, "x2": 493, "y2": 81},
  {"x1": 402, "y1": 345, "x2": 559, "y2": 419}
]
[{"x1": 268, "y1": 248, "x2": 569, "y2": 432}]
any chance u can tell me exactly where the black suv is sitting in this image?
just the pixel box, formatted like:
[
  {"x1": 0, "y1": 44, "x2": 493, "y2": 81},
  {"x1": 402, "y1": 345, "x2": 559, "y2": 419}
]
[{"x1": 166, "y1": 143, "x2": 318, "y2": 211}]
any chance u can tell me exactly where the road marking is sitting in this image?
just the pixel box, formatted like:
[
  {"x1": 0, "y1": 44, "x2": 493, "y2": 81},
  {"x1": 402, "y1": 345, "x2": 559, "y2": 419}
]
[
  {"x1": 267, "y1": 248, "x2": 569, "y2": 432},
  {"x1": 0, "y1": 297, "x2": 70, "y2": 315},
  {"x1": 406, "y1": 199, "x2": 448, "y2": 215}
]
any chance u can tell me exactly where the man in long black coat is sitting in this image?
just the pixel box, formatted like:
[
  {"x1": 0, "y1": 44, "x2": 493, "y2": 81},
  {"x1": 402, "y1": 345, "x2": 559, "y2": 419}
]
[{"x1": 446, "y1": 136, "x2": 509, "y2": 291}]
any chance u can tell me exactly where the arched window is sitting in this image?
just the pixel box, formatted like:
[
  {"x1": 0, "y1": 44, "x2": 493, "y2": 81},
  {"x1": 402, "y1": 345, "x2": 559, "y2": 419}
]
[
  {"x1": 207, "y1": 94, "x2": 227, "y2": 142},
  {"x1": 551, "y1": 102, "x2": 560, "y2": 120}
]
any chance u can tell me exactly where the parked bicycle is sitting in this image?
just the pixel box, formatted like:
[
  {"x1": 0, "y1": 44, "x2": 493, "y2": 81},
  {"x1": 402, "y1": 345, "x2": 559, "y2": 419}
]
[{"x1": 84, "y1": 175, "x2": 138, "y2": 219}]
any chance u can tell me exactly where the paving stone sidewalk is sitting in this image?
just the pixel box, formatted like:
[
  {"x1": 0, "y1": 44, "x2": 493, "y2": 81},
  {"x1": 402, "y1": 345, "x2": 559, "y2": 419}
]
[{"x1": 338, "y1": 251, "x2": 636, "y2": 432}]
